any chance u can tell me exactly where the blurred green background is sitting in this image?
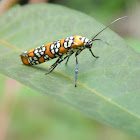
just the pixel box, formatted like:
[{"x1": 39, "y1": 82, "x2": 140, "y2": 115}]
[{"x1": 0, "y1": 0, "x2": 140, "y2": 140}]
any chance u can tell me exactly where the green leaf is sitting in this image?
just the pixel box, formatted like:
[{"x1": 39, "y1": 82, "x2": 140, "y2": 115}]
[
  {"x1": 126, "y1": 38, "x2": 140, "y2": 53},
  {"x1": 0, "y1": 4, "x2": 140, "y2": 137}
]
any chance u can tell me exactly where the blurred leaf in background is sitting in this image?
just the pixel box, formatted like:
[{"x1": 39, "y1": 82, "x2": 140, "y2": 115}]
[
  {"x1": 0, "y1": 74, "x2": 139, "y2": 140},
  {"x1": 51, "y1": 0, "x2": 138, "y2": 22}
]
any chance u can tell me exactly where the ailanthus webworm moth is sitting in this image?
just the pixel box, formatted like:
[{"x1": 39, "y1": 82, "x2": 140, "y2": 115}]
[{"x1": 20, "y1": 16, "x2": 127, "y2": 87}]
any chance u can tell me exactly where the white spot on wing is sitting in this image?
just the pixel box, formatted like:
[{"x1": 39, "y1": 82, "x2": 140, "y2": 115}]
[
  {"x1": 70, "y1": 36, "x2": 74, "y2": 39},
  {"x1": 33, "y1": 57, "x2": 38, "y2": 60},
  {"x1": 51, "y1": 49, "x2": 55, "y2": 54},
  {"x1": 42, "y1": 47, "x2": 45, "y2": 51},
  {"x1": 69, "y1": 40, "x2": 73, "y2": 43},
  {"x1": 35, "y1": 61, "x2": 39, "y2": 64},
  {"x1": 51, "y1": 44, "x2": 54, "y2": 49},
  {"x1": 64, "y1": 42, "x2": 68, "y2": 48},
  {"x1": 36, "y1": 53, "x2": 41, "y2": 57},
  {"x1": 81, "y1": 37, "x2": 86, "y2": 42},
  {"x1": 34, "y1": 50, "x2": 38, "y2": 54},
  {"x1": 57, "y1": 43, "x2": 60, "y2": 48},
  {"x1": 65, "y1": 38, "x2": 69, "y2": 41},
  {"x1": 40, "y1": 52, "x2": 44, "y2": 55},
  {"x1": 85, "y1": 38, "x2": 89, "y2": 43},
  {"x1": 68, "y1": 42, "x2": 72, "y2": 47},
  {"x1": 29, "y1": 57, "x2": 32, "y2": 61},
  {"x1": 44, "y1": 55, "x2": 48, "y2": 59},
  {"x1": 55, "y1": 48, "x2": 58, "y2": 52}
]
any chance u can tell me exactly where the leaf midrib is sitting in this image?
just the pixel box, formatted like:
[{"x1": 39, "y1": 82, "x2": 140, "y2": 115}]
[{"x1": 0, "y1": 38, "x2": 140, "y2": 121}]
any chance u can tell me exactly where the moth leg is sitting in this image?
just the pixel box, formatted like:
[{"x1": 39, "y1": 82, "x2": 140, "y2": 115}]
[
  {"x1": 65, "y1": 56, "x2": 70, "y2": 65},
  {"x1": 45, "y1": 53, "x2": 73, "y2": 75},
  {"x1": 45, "y1": 64, "x2": 58, "y2": 75},
  {"x1": 89, "y1": 48, "x2": 99, "y2": 58},
  {"x1": 74, "y1": 49, "x2": 83, "y2": 87},
  {"x1": 75, "y1": 55, "x2": 78, "y2": 87},
  {"x1": 57, "y1": 52, "x2": 73, "y2": 64},
  {"x1": 50, "y1": 56, "x2": 62, "y2": 69}
]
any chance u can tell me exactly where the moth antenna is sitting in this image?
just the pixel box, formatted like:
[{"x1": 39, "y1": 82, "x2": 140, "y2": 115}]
[{"x1": 92, "y1": 16, "x2": 127, "y2": 41}]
